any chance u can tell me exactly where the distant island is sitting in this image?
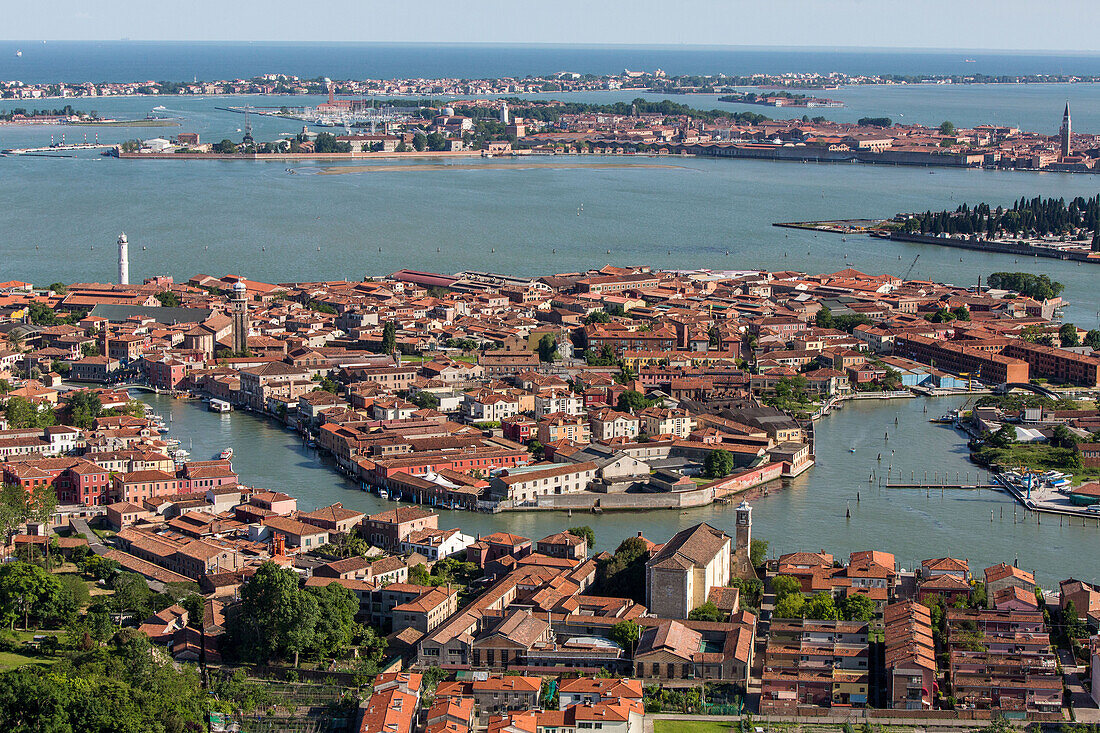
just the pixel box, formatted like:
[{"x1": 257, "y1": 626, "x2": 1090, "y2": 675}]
[{"x1": 776, "y1": 195, "x2": 1100, "y2": 264}]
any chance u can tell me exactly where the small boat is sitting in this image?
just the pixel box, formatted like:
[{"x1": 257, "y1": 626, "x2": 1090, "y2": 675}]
[
  {"x1": 849, "y1": 446, "x2": 856, "y2": 453},
  {"x1": 218, "y1": 448, "x2": 234, "y2": 460},
  {"x1": 209, "y1": 398, "x2": 231, "y2": 413},
  {"x1": 171, "y1": 449, "x2": 190, "y2": 460},
  {"x1": 378, "y1": 489, "x2": 389, "y2": 500}
]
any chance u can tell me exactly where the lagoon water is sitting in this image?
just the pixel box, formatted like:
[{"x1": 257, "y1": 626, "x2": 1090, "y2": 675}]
[
  {"x1": 4, "y1": 46, "x2": 1099, "y2": 582},
  {"x1": 138, "y1": 390, "x2": 1097, "y2": 587}
]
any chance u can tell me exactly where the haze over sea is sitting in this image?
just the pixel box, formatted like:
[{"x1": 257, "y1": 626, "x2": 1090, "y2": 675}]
[
  {"x1": 6, "y1": 41, "x2": 1100, "y2": 83},
  {"x1": 4, "y1": 43, "x2": 1100, "y2": 579}
]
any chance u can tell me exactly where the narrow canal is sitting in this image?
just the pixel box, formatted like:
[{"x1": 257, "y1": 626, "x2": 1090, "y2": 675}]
[{"x1": 135, "y1": 393, "x2": 1099, "y2": 587}]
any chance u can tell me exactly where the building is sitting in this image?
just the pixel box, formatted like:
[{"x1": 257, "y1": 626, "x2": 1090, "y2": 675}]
[
  {"x1": 645, "y1": 523, "x2": 731, "y2": 619},
  {"x1": 489, "y1": 462, "x2": 598, "y2": 504},
  {"x1": 118, "y1": 233, "x2": 129, "y2": 286},
  {"x1": 1061, "y1": 102, "x2": 1072, "y2": 159},
  {"x1": 361, "y1": 507, "x2": 439, "y2": 551},
  {"x1": 883, "y1": 601, "x2": 935, "y2": 710},
  {"x1": 230, "y1": 280, "x2": 249, "y2": 354},
  {"x1": 761, "y1": 619, "x2": 870, "y2": 713}
]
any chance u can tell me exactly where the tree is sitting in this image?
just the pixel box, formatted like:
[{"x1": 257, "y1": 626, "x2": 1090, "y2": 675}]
[
  {"x1": 410, "y1": 391, "x2": 440, "y2": 410},
  {"x1": 805, "y1": 592, "x2": 839, "y2": 620},
  {"x1": 180, "y1": 593, "x2": 205, "y2": 629},
  {"x1": 772, "y1": 574, "x2": 802, "y2": 600},
  {"x1": 729, "y1": 577, "x2": 763, "y2": 611},
  {"x1": 749, "y1": 539, "x2": 769, "y2": 568},
  {"x1": 380, "y1": 321, "x2": 397, "y2": 355},
  {"x1": 774, "y1": 593, "x2": 806, "y2": 619},
  {"x1": 566, "y1": 526, "x2": 595, "y2": 548},
  {"x1": 596, "y1": 536, "x2": 648, "y2": 603},
  {"x1": 109, "y1": 572, "x2": 153, "y2": 627},
  {"x1": 609, "y1": 619, "x2": 640, "y2": 654},
  {"x1": 309, "y1": 582, "x2": 359, "y2": 658},
  {"x1": 584, "y1": 310, "x2": 612, "y2": 325},
  {"x1": 616, "y1": 390, "x2": 653, "y2": 413},
  {"x1": 154, "y1": 290, "x2": 180, "y2": 308},
  {"x1": 815, "y1": 305, "x2": 834, "y2": 329},
  {"x1": 1084, "y1": 329, "x2": 1100, "y2": 349},
  {"x1": 840, "y1": 593, "x2": 876, "y2": 622},
  {"x1": 939, "y1": 120, "x2": 956, "y2": 136},
  {"x1": 412, "y1": 132, "x2": 427, "y2": 151},
  {"x1": 951, "y1": 305, "x2": 971, "y2": 321},
  {"x1": 537, "y1": 333, "x2": 558, "y2": 363},
  {"x1": 1050, "y1": 424, "x2": 1079, "y2": 450},
  {"x1": 703, "y1": 449, "x2": 736, "y2": 479},
  {"x1": 3, "y1": 396, "x2": 51, "y2": 429},
  {"x1": 212, "y1": 138, "x2": 238, "y2": 154},
  {"x1": 688, "y1": 601, "x2": 724, "y2": 622},
  {"x1": 988, "y1": 424, "x2": 1017, "y2": 448},
  {"x1": 224, "y1": 561, "x2": 319, "y2": 665},
  {"x1": 0, "y1": 561, "x2": 77, "y2": 630},
  {"x1": 67, "y1": 389, "x2": 103, "y2": 429},
  {"x1": 1060, "y1": 323, "x2": 1082, "y2": 347},
  {"x1": 48, "y1": 282, "x2": 68, "y2": 295},
  {"x1": 425, "y1": 132, "x2": 447, "y2": 151}
]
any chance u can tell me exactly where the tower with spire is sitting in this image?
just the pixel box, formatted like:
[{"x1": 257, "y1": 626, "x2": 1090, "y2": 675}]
[
  {"x1": 117, "y1": 232, "x2": 129, "y2": 285},
  {"x1": 1060, "y1": 102, "x2": 1071, "y2": 159},
  {"x1": 230, "y1": 280, "x2": 249, "y2": 354}
]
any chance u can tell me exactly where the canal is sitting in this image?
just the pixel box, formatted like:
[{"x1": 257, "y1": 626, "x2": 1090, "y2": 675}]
[{"x1": 135, "y1": 392, "x2": 1099, "y2": 587}]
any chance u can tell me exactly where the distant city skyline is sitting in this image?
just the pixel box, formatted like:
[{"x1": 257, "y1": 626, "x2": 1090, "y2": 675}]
[{"x1": 4, "y1": 0, "x2": 1100, "y2": 53}]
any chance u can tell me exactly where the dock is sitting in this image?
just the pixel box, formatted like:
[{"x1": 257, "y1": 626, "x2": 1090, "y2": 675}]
[{"x1": 2, "y1": 143, "x2": 114, "y2": 155}]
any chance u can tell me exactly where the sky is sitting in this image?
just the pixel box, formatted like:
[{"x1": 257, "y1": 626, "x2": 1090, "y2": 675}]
[{"x1": 4, "y1": 0, "x2": 1100, "y2": 51}]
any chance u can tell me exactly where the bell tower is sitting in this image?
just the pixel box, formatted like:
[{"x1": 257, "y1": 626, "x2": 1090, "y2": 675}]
[{"x1": 735, "y1": 501, "x2": 752, "y2": 551}]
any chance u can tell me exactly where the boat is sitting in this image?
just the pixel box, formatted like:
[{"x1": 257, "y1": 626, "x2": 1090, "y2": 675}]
[
  {"x1": 209, "y1": 398, "x2": 232, "y2": 413},
  {"x1": 849, "y1": 447, "x2": 856, "y2": 453},
  {"x1": 378, "y1": 489, "x2": 389, "y2": 500},
  {"x1": 171, "y1": 449, "x2": 190, "y2": 460},
  {"x1": 218, "y1": 448, "x2": 234, "y2": 460}
]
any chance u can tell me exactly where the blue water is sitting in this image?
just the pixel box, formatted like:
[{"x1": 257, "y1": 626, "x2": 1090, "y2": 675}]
[{"x1": 4, "y1": 42, "x2": 1100, "y2": 83}]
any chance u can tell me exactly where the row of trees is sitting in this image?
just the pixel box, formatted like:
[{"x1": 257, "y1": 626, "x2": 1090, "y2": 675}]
[
  {"x1": 987, "y1": 272, "x2": 1065, "y2": 301},
  {"x1": 772, "y1": 574, "x2": 876, "y2": 621},
  {"x1": 904, "y1": 196, "x2": 1100, "y2": 240},
  {"x1": 454, "y1": 97, "x2": 770, "y2": 126}
]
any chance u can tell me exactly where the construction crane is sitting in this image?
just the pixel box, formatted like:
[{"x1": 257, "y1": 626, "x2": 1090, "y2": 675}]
[{"x1": 902, "y1": 254, "x2": 920, "y2": 280}]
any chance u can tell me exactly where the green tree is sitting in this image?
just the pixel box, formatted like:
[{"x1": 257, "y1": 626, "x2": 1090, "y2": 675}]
[
  {"x1": 584, "y1": 310, "x2": 612, "y2": 325},
  {"x1": 3, "y1": 396, "x2": 51, "y2": 429},
  {"x1": 48, "y1": 282, "x2": 68, "y2": 295},
  {"x1": 0, "y1": 561, "x2": 77, "y2": 630},
  {"x1": 988, "y1": 424, "x2": 1017, "y2": 448},
  {"x1": 1084, "y1": 329, "x2": 1100, "y2": 349},
  {"x1": 774, "y1": 593, "x2": 806, "y2": 619},
  {"x1": 224, "y1": 561, "x2": 319, "y2": 665},
  {"x1": 772, "y1": 574, "x2": 802, "y2": 600},
  {"x1": 703, "y1": 449, "x2": 736, "y2": 479},
  {"x1": 212, "y1": 138, "x2": 238, "y2": 154},
  {"x1": 749, "y1": 539, "x2": 769, "y2": 568},
  {"x1": 840, "y1": 593, "x2": 876, "y2": 621},
  {"x1": 597, "y1": 536, "x2": 648, "y2": 603},
  {"x1": 309, "y1": 582, "x2": 359, "y2": 657},
  {"x1": 616, "y1": 390, "x2": 653, "y2": 413},
  {"x1": 951, "y1": 305, "x2": 971, "y2": 321},
  {"x1": 67, "y1": 389, "x2": 103, "y2": 429},
  {"x1": 815, "y1": 305, "x2": 834, "y2": 329},
  {"x1": 380, "y1": 321, "x2": 397, "y2": 354},
  {"x1": 537, "y1": 333, "x2": 558, "y2": 363},
  {"x1": 939, "y1": 120, "x2": 956, "y2": 136},
  {"x1": 805, "y1": 592, "x2": 839, "y2": 620},
  {"x1": 566, "y1": 525, "x2": 595, "y2": 549},
  {"x1": 154, "y1": 290, "x2": 180, "y2": 308},
  {"x1": 412, "y1": 132, "x2": 427, "y2": 151},
  {"x1": 687, "y1": 600, "x2": 724, "y2": 622},
  {"x1": 109, "y1": 572, "x2": 153, "y2": 627},
  {"x1": 425, "y1": 132, "x2": 447, "y2": 151},
  {"x1": 609, "y1": 619, "x2": 640, "y2": 654},
  {"x1": 1060, "y1": 323, "x2": 1082, "y2": 347},
  {"x1": 180, "y1": 593, "x2": 205, "y2": 629},
  {"x1": 410, "y1": 391, "x2": 440, "y2": 410}
]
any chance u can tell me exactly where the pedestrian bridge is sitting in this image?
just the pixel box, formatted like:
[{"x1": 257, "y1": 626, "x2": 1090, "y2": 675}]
[{"x1": 991, "y1": 382, "x2": 1060, "y2": 400}]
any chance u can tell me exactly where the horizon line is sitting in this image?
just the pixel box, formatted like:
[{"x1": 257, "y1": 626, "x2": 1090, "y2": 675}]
[{"x1": 4, "y1": 40, "x2": 1100, "y2": 56}]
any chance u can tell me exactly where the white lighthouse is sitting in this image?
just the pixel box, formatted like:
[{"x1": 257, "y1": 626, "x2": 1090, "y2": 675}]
[{"x1": 117, "y1": 232, "x2": 129, "y2": 285}]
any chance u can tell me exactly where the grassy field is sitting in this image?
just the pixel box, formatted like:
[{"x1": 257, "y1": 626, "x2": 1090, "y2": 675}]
[
  {"x1": 0, "y1": 649, "x2": 59, "y2": 671},
  {"x1": 653, "y1": 721, "x2": 733, "y2": 733}
]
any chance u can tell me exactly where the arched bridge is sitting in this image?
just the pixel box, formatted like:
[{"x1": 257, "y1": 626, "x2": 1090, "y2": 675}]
[{"x1": 992, "y1": 382, "x2": 1060, "y2": 400}]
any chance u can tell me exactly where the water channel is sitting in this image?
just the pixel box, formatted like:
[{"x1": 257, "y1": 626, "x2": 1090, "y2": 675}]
[{"x1": 135, "y1": 391, "x2": 1099, "y2": 587}]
